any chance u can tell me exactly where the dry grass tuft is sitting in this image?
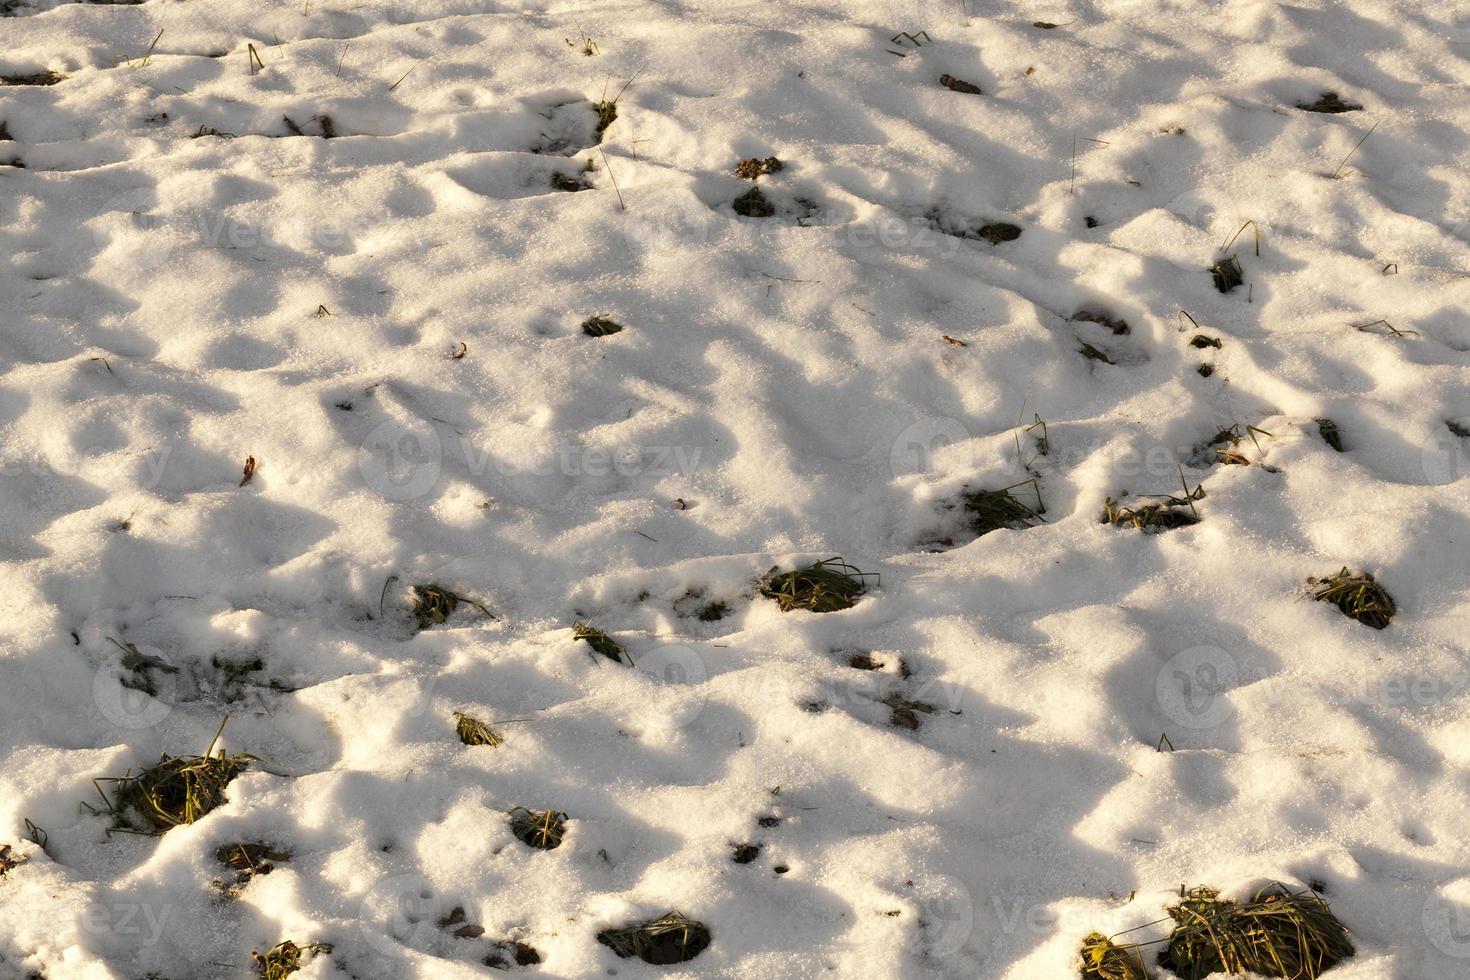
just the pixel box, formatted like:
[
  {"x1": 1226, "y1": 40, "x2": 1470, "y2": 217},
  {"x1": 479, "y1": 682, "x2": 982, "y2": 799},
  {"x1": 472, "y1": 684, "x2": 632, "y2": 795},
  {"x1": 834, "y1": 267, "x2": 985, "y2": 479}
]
[
  {"x1": 1309, "y1": 568, "x2": 1395, "y2": 629},
  {"x1": 252, "y1": 940, "x2": 332, "y2": 979},
  {"x1": 759, "y1": 557, "x2": 877, "y2": 613},
  {"x1": 1080, "y1": 932, "x2": 1147, "y2": 979},
  {"x1": 510, "y1": 807, "x2": 567, "y2": 850},
  {"x1": 454, "y1": 710, "x2": 504, "y2": 746},
  {"x1": 598, "y1": 911, "x2": 711, "y2": 965},
  {"x1": 573, "y1": 620, "x2": 630, "y2": 664},
  {"x1": 92, "y1": 719, "x2": 252, "y2": 835},
  {"x1": 962, "y1": 480, "x2": 1046, "y2": 537},
  {"x1": 1160, "y1": 884, "x2": 1353, "y2": 979}
]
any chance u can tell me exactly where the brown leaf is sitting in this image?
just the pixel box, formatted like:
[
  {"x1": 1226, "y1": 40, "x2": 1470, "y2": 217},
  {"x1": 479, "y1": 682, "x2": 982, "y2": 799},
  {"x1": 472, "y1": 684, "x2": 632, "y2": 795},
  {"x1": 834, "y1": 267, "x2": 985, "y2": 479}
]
[{"x1": 239, "y1": 456, "x2": 256, "y2": 486}]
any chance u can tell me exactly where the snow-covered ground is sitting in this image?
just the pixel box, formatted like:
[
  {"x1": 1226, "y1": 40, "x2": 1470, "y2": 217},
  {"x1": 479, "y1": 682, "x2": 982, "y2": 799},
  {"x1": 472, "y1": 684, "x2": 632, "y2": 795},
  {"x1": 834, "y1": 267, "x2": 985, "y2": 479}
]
[{"x1": 3, "y1": 0, "x2": 1470, "y2": 976}]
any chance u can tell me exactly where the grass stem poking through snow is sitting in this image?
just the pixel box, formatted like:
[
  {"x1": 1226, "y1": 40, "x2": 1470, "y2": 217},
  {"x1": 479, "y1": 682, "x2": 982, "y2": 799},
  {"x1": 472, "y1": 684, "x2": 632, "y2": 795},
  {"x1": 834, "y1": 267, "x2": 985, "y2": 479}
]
[
  {"x1": 91, "y1": 718, "x2": 253, "y2": 835},
  {"x1": 759, "y1": 557, "x2": 877, "y2": 613},
  {"x1": 252, "y1": 940, "x2": 332, "y2": 979},
  {"x1": 247, "y1": 44, "x2": 265, "y2": 76},
  {"x1": 1080, "y1": 932, "x2": 1148, "y2": 979},
  {"x1": 1159, "y1": 884, "x2": 1353, "y2": 979},
  {"x1": 598, "y1": 911, "x2": 712, "y2": 965},
  {"x1": 509, "y1": 807, "x2": 567, "y2": 849},
  {"x1": 595, "y1": 70, "x2": 642, "y2": 141},
  {"x1": 1309, "y1": 568, "x2": 1395, "y2": 630},
  {"x1": 453, "y1": 711, "x2": 503, "y2": 746},
  {"x1": 573, "y1": 621, "x2": 630, "y2": 664},
  {"x1": 1330, "y1": 120, "x2": 1378, "y2": 179}
]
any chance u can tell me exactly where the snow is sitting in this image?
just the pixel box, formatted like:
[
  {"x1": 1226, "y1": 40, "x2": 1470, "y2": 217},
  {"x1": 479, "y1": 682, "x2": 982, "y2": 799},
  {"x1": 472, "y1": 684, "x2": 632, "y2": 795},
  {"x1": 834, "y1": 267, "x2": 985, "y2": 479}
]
[{"x1": 2, "y1": 0, "x2": 1470, "y2": 975}]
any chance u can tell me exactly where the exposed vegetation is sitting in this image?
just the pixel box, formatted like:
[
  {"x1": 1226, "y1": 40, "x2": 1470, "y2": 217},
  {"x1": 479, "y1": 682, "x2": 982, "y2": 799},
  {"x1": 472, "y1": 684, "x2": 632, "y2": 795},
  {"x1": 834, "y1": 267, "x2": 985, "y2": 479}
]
[
  {"x1": 91, "y1": 719, "x2": 252, "y2": 835},
  {"x1": 510, "y1": 807, "x2": 567, "y2": 850},
  {"x1": 759, "y1": 557, "x2": 877, "y2": 613},
  {"x1": 1310, "y1": 568, "x2": 1395, "y2": 629},
  {"x1": 1159, "y1": 885, "x2": 1353, "y2": 979},
  {"x1": 598, "y1": 911, "x2": 711, "y2": 965}
]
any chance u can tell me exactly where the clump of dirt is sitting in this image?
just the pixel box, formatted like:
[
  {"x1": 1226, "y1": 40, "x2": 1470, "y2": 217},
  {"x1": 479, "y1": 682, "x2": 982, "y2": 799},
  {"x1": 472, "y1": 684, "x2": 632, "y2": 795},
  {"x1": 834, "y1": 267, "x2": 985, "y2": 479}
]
[
  {"x1": 406, "y1": 583, "x2": 495, "y2": 630},
  {"x1": 550, "y1": 172, "x2": 589, "y2": 192},
  {"x1": 0, "y1": 843, "x2": 24, "y2": 876},
  {"x1": 846, "y1": 651, "x2": 885, "y2": 670},
  {"x1": 216, "y1": 842, "x2": 290, "y2": 893},
  {"x1": 977, "y1": 222, "x2": 1022, "y2": 244},
  {"x1": 735, "y1": 156, "x2": 783, "y2": 179},
  {"x1": 484, "y1": 941, "x2": 542, "y2": 968},
  {"x1": 1190, "y1": 334, "x2": 1222, "y2": 348},
  {"x1": 1298, "y1": 91, "x2": 1362, "y2": 114},
  {"x1": 939, "y1": 74, "x2": 981, "y2": 94},
  {"x1": 582, "y1": 314, "x2": 624, "y2": 336},
  {"x1": 1074, "y1": 310, "x2": 1130, "y2": 335},
  {"x1": 732, "y1": 843, "x2": 760, "y2": 863},
  {"x1": 1316, "y1": 417, "x2": 1344, "y2": 452},
  {"x1": 1211, "y1": 254, "x2": 1244, "y2": 293},
  {"x1": 1, "y1": 70, "x2": 66, "y2": 86},
  {"x1": 732, "y1": 186, "x2": 776, "y2": 217},
  {"x1": 598, "y1": 911, "x2": 711, "y2": 965},
  {"x1": 883, "y1": 693, "x2": 936, "y2": 730}
]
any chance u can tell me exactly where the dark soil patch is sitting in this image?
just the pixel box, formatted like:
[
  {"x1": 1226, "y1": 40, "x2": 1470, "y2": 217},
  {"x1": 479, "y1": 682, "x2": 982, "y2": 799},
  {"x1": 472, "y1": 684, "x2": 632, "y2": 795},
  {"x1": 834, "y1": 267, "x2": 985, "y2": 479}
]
[
  {"x1": 732, "y1": 186, "x2": 776, "y2": 217},
  {"x1": 1211, "y1": 254, "x2": 1244, "y2": 293},
  {"x1": 1316, "y1": 417, "x2": 1344, "y2": 452},
  {"x1": 732, "y1": 843, "x2": 760, "y2": 864},
  {"x1": 484, "y1": 941, "x2": 541, "y2": 968},
  {"x1": 1078, "y1": 342, "x2": 1114, "y2": 364},
  {"x1": 939, "y1": 74, "x2": 981, "y2": 94},
  {"x1": 2, "y1": 70, "x2": 66, "y2": 86},
  {"x1": 550, "y1": 172, "x2": 588, "y2": 192},
  {"x1": 1298, "y1": 91, "x2": 1361, "y2": 114},
  {"x1": 1190, "y1": 334, "x2": 1222, "y2": 348},
  {"x1": 582, "y1": 315, "x2": 624, "y2": 337},
  {"x1": 847, "y1": 652, "x2": 885, "y2": 670},
  {"x1": 1073, "y1": 310, "x2": 1129, "y2": 335}
]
